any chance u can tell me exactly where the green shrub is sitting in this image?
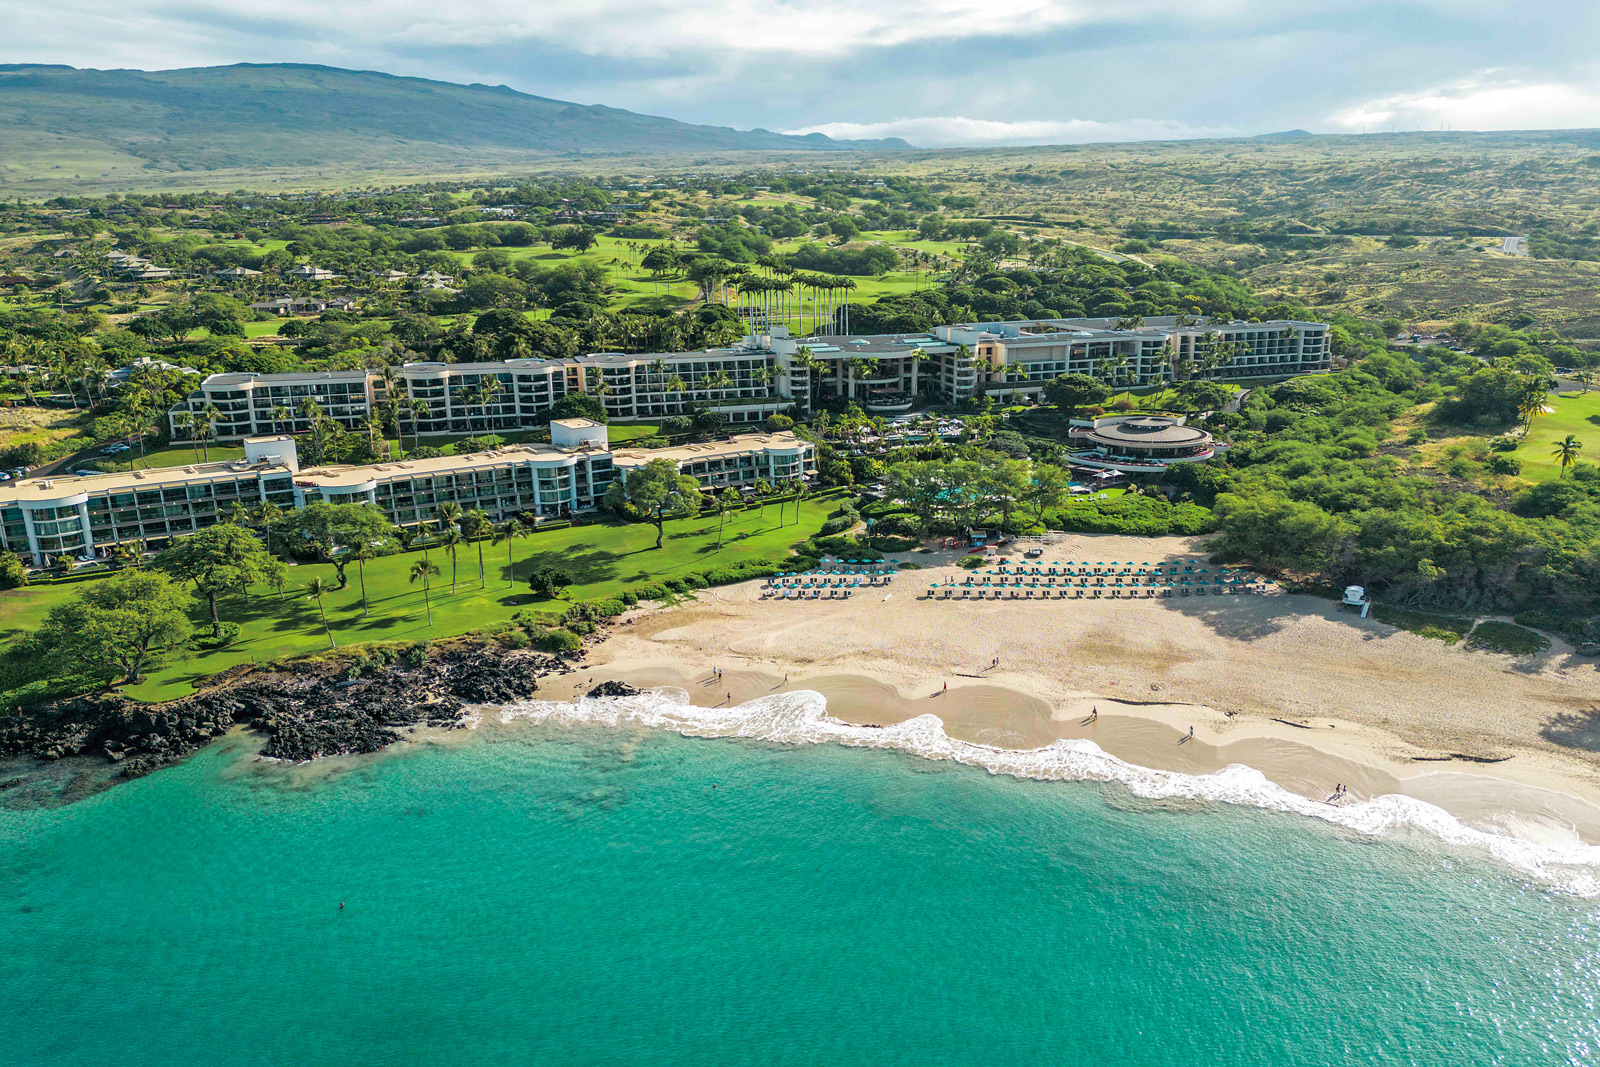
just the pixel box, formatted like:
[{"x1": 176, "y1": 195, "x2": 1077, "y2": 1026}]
[
  {"x1": 0, "y1": 673, "x2": 100, "y2": 713},
  {"x1": 807, "y1": 534, "x2": 884, "y2": 560},
  {"x1": 533, "y1": 627, "x2": 582, "y2": 652},
  {"x1": 1466, "y1": 621, "x2": 1549, "y2": 655},
  {"x1": 1486, "y1": 453, "x2": 1521, "y2": 475},
  {"x1": 564, "y1": 598, "x2": 627, "y2": 625},
  {"x1": 1051, "y1": 495, "x2": 1214, "y2": 536},
  {"x1": 820, "y1": 504, "x2": 861, "y2": 535},
  {"x1": 868, "y1": 535, "x2": 920, "y2": 552},
  {"x1": 401, "y1": 642, "x2": 429, "y2": 667},
  {"x1": 869, "y1": 511, "x2": 925, "y2": 537},
  {"x1": 619, "y1": 591, "x2": 638, "y2": 606},
  {"x1": 194, "y1": 623, "x2": 242, "y2": 650},
  {"x1": 958, "y1": 556, "x2": 987, "y2": 570}
]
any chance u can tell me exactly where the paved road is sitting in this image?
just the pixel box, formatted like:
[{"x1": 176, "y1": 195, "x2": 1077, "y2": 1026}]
[{"x1": 1501, "y1": 236, "x2": 1528, "y2": 256}]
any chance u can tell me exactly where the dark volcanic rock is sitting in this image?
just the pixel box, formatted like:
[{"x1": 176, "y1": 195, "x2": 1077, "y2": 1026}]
[
  {"x1": 1, "y1": 644, "x2": 558, "y2": 774},
  {"x1": 586, "y1": 681, "x2": 640, "y2": 698}
]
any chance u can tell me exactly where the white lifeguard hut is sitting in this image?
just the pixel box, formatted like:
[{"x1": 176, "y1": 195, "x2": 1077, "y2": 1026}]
[{"x1": 1341, "y1": 585, "x2": 1372, "y2": 618}]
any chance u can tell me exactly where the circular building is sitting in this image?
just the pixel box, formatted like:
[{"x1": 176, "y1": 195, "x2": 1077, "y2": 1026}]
[{"x1": 1082, "y1": 416, "x2": 1214, "y2": 465}]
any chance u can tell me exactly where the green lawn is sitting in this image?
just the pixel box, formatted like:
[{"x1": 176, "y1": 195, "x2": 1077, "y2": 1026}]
[
  {"x1": 97, "y1": 442, "x2": 247, "y2": 471},
  {"x1": 0, "y1": 494, "x2": 838, "y2": 701},
  {"x1": 1516, "y1": 390, "x2": 1600, "y2": 482}
]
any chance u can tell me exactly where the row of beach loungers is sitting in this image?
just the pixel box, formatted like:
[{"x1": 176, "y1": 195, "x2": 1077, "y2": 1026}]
[
  {"x1": 923, "y1": 559, "x2": 1267, "y2": 601},
  {"x1": 924, "y1": 584, "x2": 1253, "y2": 600},
  {"x1": 765, "y1": 587, "x2": 862, "y2": 600},
  {"x1": 761, "y1": 571, "x2": 896, "y2": 601},
  {"x1": 765, "y1": 574, "x2": 895, "y2": 589}
]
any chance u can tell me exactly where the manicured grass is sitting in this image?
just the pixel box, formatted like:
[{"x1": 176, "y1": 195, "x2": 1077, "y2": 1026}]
[
  {"x1": 1515, "y1": 390, "x2": 1600, "y2": 482},
  {"x1": 0, "y1": 495, "x2": 838, "y2": 702},
  {"x1": 95, "y1": 443, "x2": 247, "y2": 471}
]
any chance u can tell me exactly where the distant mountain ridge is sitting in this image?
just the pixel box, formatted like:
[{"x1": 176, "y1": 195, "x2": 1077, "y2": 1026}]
[{"x1": 0, "y1": 62, "x2": 912, "y2": 181}]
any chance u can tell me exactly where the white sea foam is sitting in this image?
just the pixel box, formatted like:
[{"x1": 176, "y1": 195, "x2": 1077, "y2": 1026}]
[{"x1": 495, "y1": 687, "x2": 1600, "y2": 896}]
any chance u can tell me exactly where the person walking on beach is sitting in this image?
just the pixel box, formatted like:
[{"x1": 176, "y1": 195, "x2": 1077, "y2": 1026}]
[
  {"x1": 1090, "y1": 707, "x2": 1098, "y2": 722},
  {"x1": 1189, "y1": 725, "x2": 1195, "y2": 740}
]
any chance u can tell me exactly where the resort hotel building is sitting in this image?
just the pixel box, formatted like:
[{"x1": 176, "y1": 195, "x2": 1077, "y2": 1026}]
[
  {"x1": 167, "y1": 316, "x2": 1330, "y2": 440},
  {"x1": 0, "y1": 421, "x2": 814, "y2": 568}
]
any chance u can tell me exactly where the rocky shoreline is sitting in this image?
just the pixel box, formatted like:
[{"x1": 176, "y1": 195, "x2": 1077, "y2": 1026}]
[{"x1": 0, "y1": 644, "x2": 568, "y2": 780}]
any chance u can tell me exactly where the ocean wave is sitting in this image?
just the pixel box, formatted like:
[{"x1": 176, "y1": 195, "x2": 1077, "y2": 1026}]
[{"x1": 494, "y1": 687, "x2": 1600, "y2": 896}]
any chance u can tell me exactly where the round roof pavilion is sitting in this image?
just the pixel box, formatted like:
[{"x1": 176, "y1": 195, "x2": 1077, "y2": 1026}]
[{"x1": 1084, "y1": 417, "x2": 1213, "y2": 453}]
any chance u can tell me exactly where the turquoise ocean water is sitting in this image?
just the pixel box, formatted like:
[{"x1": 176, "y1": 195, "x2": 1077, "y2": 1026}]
[{"x1": 4, "y1": 698, "x2": 1600, "y2": 1066}]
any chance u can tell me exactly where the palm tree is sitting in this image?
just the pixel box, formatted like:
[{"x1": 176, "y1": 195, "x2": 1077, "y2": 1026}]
[
  {"x1": 174, "y1": 410, "x2": 198, "y2": 462},
  {"x1": 225, "y1": 501, "x2": 251, "y2": 526},
  {"x1": 1552, "y1": 434, "x2": 1583, "y2": 477},
  {"x1": 271, "y1": 403, "x2": 292, "y2": 435},
  {"x1": 255, "y1": 500, "x2": 283, "y2": 560},
  {"x1": 752, "y1": 477, "x2": 772, "y2": 520},
  {"x1": 437, "y1": 500, "x2": 463, "y2": 531},
  {"x1": 491, "y1": 518, "x2": 528, "y2": 588},
  {"x1": 439, "y1": 527, "x2": 464, "y2": 593},
  {"x1": 350, "y1": 543, "x2": 376, "y2": 616},
  {"x1": 714, "y1": 488, "x2": 734, "y2": 548},
  {"x1": 788, "y1": 480, "x2": 809, "y2": 526},
  {"x1": 305, "y1": 577, "x2": 336, "y2": 648},
  {"x1": 415, "y1": 519, "x2": 436, "y2": 561},
  {"x1": 193, "y1": 405, "x2": 220, "y2": 462},
  {"x1": 409, "y1": 558, "x2": 440, "y2": 625},
  {"x1": 1518, "y1": 385, "x2": 1549, "y2": 430},
  {"x1": 461, "y1": 508, "x2": 490, "y2": 586},
  {"x1": 406, "y1": 399, "x2": 431, "y2": 457}
]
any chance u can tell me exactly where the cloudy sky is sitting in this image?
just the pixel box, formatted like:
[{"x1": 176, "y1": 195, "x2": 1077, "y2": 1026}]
[{"x1": 4, "y1": 0, "x2": 1597, "y2": 147}]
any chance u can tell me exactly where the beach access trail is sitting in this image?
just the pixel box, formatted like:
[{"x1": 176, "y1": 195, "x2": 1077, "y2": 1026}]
[{"x1": 548, "y1": 533, "x2": 1600, "y2": 840}]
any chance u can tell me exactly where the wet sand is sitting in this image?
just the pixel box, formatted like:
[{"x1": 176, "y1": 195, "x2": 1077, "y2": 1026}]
[{"x1": 540, "y1": 656, "x2": 1600, "y2": 846}]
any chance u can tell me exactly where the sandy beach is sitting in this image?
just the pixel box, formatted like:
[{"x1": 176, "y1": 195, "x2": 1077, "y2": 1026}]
[{"x1": 539, "y1": 533, "x2": 1600, "y2": 843}]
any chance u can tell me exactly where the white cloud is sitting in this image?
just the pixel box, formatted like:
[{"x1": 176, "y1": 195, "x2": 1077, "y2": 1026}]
[
  {"x1": 786, "y1": 115, "x2": 1241, "y2": 147},
  {"x1": 7, "y1": 0, "x2": 1248, "y2": 67},
  {"x1": 1330, "y1": 72, "x2": 1600, "y2": 131}
]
